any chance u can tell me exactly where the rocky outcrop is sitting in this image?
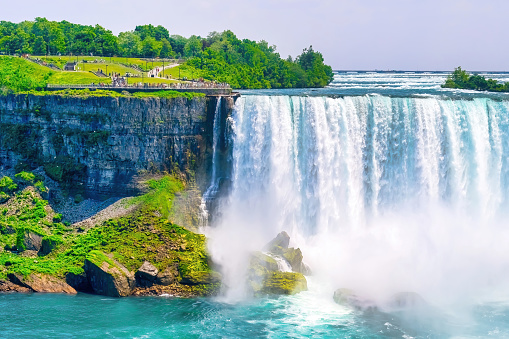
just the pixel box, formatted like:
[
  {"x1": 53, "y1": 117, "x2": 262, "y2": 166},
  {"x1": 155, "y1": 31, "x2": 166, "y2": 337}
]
[
  {"x1": 155, "y1": 263, "x2": 179, "y2": 286},
  {"x1": 0, "y1": 279, "x2": 31, "y2": 293},
  {"x1": 22, "y1": 230, "x2": 43, "y2": 252},
  {"x1": 84, "y1": 250, "x2": 135, "y2": 297},
  {"x1": 135, "y1": 261, "x2": 159, "y2": 287},
  {"x1": 7, "y1": 273, "x2": 76, "y2": 294},
  {"x1": 247, "y1": 232, "x2": 309, "y2": 296},
  {"x1": 264, "y1": 231, "x2": 290, "y2": 251},
  {"x1": 259, "y1": 272, "x2": 307, "y2": 295},
  {"x1": 180, "y1": 270, "x2": 222, "y2": 285},
  {"x1": 65, "y1": 272, "x2": 92, "y2": 292},
  {"x1": 0, "y1": 94, "x2": 236, "y2": 198},
  {"x1": 39, "y1": 237, "x2": 61, "y2": 256},
  {"x1": 263, "y1": 231, "x2": 311, "y2": 275}
]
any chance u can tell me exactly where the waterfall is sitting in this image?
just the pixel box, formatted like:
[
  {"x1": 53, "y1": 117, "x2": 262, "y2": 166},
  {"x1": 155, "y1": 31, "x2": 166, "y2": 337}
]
[
  {"x1": 209, "y1": 94, "x2": 509, "y2": 303},
  {"x1": 200, "y1": 97, "x2": 222, "y2": 226}
]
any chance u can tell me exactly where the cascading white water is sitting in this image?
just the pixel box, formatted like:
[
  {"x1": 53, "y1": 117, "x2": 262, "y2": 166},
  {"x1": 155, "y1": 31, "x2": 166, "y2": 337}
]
[
  {"x1": 200, "y1": 97, "x2": 222, "y2": 225},
  {"x1": 209, "y1": 94, "x2": 509, "y2": 305}
]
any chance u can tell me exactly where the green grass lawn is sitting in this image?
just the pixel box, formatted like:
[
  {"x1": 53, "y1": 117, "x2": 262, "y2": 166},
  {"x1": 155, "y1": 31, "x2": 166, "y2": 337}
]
[
  {"x1": 48, "y1": 71, "x2": 103, "y2": 85},
  {"x1": 76, "y1": 63, "x2": 142, "y2": 77},
  {"x1": 31, "y1": 56, "x2": 69, "y2": 69},
  {"x1": 159, "y1": 65, "x2": 205, "y2": 81},
  {"x1": 32, "y1": 55, "x2": 180, "y2": 73}
]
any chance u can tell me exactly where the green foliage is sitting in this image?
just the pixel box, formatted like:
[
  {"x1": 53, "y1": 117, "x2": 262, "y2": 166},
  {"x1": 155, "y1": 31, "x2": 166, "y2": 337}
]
[
  {"x1": 130, "y1": 176, "x2": 184, "y2": 218},
  {"x1": 0, "y1": 18, "x2": 333, "y2": 89},
  {"x1": 180, "y1": 33, "x2": 333, "y2": 89},
  {"x1": 0, "y1": 56, "x2": 49, "y2": 91},
  {"x1": 443, "y1": 67, "x2": 509, "y2": 92},
  {"x1": 43, "y1": 155, "x2": 86, "y2": 184},
  {"x1": 0, "y1": 176, "x2": 17, "y2": 192},
  {"x1": 86, "y1": 250, "x2": 115, "y2": 267},
  {"x1": 15, "y1": 171, "x2": 35, "y2": 183}
]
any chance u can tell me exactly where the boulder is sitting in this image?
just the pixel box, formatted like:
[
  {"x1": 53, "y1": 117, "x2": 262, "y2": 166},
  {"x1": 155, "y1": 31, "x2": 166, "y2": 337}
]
[
  {"x1": 180, "y1": 270, "x2": 222, "y2": 285},
  {"x1": 135, "y1": 261, "x2": 159, "y2": 287},
  {"x1": 248, "y1": 252, "x2": 307, "y2": 296},
  {"x1": 280, "y1": 248, "x2": 311, "y2": 275},
  {"x1": 264, "y1": 231, "x2": 290, "y2": 253},
  {"x1": 7, "y1": 273, "x2": 77, "y2": 294},
  {"x1": 250, "y1": 251, "x2": 279, "y2": 273},
  {"x1": 0, "y1": 225, "x2": 15, "y2": 235},
  {"x1": 258, "y1": 272, "x2": 307, "y2": 295},
  {"x1": 333, "y1": 288, "x2": 377, "y2": 311},
  {"x1": 263, "y1": 232, "x2": 312, "y2": 275},
  {"x1": 156, "y1": 263, "x2": 179, "y2": 286},
  {"x1": 66, "y1": 272, "x2": 92, "y2": 292},
  {"x1": 22, "y1": 231, "x2": 43, "y2": 252},
  {"x1": 0, "y1": 279, "x2": 31, "y2": 293},
  {"x1": 39, "y1": 237, "x2": 62, "y2": 256},
  {"x1": 84, "y1": 250, "x2": 135, "y2": 297}
]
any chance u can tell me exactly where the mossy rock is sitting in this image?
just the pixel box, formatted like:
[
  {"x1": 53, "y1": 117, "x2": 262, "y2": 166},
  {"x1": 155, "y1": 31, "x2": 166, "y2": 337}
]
[
  {"x1": 21, "y1": 230, "x2": 44, "y2": 252},
  {"x1": 180, "y1": 270, "x2": 222, "y2": 285},
  {"x1": 84, "y1": 250, "x2": 135, "y2": 297},
  {"x1": 250, "y1": 251, "x2": 279, "y2": 274},
  {"x1": 39, "y1": 236, "x2": 62, "y2": 256},
  {"x1": 258, "y1": 272, "x2": 307, "y2": 295}
]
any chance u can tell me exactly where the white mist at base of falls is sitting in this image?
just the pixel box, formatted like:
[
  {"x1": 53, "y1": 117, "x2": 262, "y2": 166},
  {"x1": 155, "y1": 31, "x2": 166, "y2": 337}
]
[{"x1": 208, "y1": 94, "x2": 509, "y2": 308}]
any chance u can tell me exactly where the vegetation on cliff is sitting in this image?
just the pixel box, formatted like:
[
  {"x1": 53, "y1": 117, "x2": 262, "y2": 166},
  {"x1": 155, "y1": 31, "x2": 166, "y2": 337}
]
[
  {"x1": 0, "y1": 18, "x2": 333, "y2": 89},
  {"x1": 0, "y1": 173, "x2": 219, "y2": 296},
  {"x1": 442, "y1": 67, "x2": 509, "y2": 92}
]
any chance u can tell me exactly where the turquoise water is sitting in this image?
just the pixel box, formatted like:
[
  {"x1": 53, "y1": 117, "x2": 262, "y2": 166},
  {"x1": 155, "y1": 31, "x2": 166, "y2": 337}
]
[{"x1": 1, "y1": 289, "x2": 509, "y2": 338}]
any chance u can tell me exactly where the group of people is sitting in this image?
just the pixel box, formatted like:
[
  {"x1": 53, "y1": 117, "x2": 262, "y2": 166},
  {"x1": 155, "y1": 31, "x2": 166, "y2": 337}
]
[{"x1": 129, "y1": 80, "x2": 231, "y2": 89}]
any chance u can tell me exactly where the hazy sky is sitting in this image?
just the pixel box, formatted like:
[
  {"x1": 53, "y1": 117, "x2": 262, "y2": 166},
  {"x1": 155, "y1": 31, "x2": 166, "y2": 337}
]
[{"x1": 1, "y1": 0, "x2": 507, "y2": 70}]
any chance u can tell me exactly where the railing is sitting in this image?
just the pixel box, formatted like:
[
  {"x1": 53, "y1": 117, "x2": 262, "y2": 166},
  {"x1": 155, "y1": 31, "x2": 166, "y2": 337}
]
[{"x1": 45, "y1": 83, "x2": 234, "y2": 95}]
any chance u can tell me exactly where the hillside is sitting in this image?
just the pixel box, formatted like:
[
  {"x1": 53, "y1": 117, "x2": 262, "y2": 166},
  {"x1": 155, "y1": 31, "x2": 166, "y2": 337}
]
[{"x1": 0, "y1": 18, "x2": 333, "y2": 89}]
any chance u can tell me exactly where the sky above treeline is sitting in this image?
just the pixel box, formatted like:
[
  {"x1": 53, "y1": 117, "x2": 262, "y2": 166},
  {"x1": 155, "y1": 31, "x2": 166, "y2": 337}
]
[{"x1": 2, "y1": 0, "x2": 506, "y2": 71}]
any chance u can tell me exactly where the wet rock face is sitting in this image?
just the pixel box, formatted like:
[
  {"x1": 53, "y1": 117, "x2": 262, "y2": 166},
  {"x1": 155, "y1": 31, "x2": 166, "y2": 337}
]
[
  {"x1": 247, "y1": 231, "x2": 310, "y2": 296},
  {"x1": 0, "y1": 94, "x2": 230, "y2": 198}
]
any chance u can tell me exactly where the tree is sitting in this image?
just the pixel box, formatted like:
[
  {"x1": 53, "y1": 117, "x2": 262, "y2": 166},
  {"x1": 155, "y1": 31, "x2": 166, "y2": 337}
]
[
  {"x1": 184, "y1": 35, "x2": 202, "y2": 58},
  {"x1": 33, "y1": 36, "x2": 46, "y2": 55},
  {"x1": 141, "y1": 36, "x2": 161, "y2": 58},
  {"x1": 118, "y1": 31, "x2": 141, "y2": 56},
  {"x1": 160, "y1": 39, "x2": 174, "y2": 58}
]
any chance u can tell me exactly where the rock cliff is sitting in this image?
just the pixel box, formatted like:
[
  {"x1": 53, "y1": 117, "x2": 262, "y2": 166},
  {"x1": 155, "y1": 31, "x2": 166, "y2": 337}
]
[{"x1": 0, "y1": 93, "x2": 236, "y2": 199}]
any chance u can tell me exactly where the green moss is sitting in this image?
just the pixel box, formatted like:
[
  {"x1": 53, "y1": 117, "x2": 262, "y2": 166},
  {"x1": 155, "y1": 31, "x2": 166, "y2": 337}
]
[
  {"x1": 86, "y1": 250, "x2": 116, "y2": 268},
  {"x1": 0, "y1": 176, "x2": 17, "y2": 192},
  {"x1": 129, "y1": 176, "x2": 184, "y2": 219},
  {"x1": 259, "y1": 272, "x2": 307, "y2": 295}
]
